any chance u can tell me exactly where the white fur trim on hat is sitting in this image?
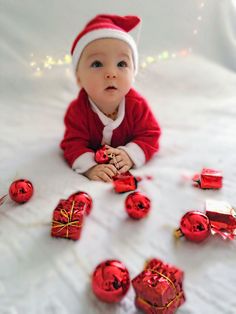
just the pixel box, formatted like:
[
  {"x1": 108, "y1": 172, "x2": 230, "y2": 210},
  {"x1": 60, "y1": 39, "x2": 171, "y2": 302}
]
[{"x1": 72, "y1": 28, "x2": 138, "y2": 75}]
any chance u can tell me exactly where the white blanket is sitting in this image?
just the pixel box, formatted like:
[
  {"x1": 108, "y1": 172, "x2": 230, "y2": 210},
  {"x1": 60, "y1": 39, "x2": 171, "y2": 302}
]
[{"x1": 1, "y1": 1, "x2": 236, "y2": 313}]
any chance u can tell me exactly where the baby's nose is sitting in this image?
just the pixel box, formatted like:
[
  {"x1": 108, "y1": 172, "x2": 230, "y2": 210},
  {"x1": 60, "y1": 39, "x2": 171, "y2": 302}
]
[{"x1": 105, "y1": 70, "x2": 117, "y2": 79}]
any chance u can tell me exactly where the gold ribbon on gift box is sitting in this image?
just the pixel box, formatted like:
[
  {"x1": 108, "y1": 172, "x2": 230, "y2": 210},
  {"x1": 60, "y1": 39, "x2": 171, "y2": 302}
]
[
  {"x1": 137, "y1": 270, "x2": 184, "y2": 310},
  {"x1": 52, "y1": 200, "x2": 83, "y2": 238}
]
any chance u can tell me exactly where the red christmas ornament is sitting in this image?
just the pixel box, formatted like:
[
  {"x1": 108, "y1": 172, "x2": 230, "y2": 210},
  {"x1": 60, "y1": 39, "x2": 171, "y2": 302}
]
[
  {"x1": 92, "y1": 259, "x2": 130, "y2": 303},
  {"x1": 125, "y1": 192, "x2": 151, "y2": 219},
  {"x1": 175, "y1": 211, "x2": 211, "y2": 243},
  {"x1": 113, "y1": 171, "x2": 137, "y2": 193},
  {"x1": 205, "y1": 199, "x2": 236, "y2": 240},
  {"x1": 68, "y1": 191, "x2": 92, "y2": 215},
  {"x1": 95, "y1": 145, "x2": 111, "y2": 164},
  {"x1": 192, "y1": 168, "x2": 223, "y2": 189},
  {"x1": 9, "y1": 179, "x2": 34, "y2": 204}
]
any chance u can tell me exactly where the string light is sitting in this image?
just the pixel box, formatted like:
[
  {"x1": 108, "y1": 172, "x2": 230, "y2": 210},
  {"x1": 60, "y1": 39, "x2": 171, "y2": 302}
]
[
  {"x1": 29, "y1": 3, "x2": 205, "y2": 76},
  {"x1": 139, "y1": 1, "x2": 205, "y2": 71},
  {"x1": 29, "y1": 53, "x2": 72, "y2": 75}
]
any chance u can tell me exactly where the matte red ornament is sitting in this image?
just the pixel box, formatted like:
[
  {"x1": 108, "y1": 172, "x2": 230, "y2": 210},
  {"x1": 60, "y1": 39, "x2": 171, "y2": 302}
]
[
  {"x1": 92, "y1": 259, "x2": 130, "y2": 303},
  {"x1": 132, "y1": 258, "x2": 185, "y2": 314},
  {"x1": 192, "y1": 168, "x2": 223, "y2": 189},
  {"x1": 9, "y1": 179, "x2": 34, "y2": 204},
  {"x1": 125, "y1": 192, "x2": 151, "y2": 219},
  {"x1": 68, "y1": 191, "x2": 92, "y2": 215},
  {"x1": 51, "y1": 199, "x2": 85, "y2": 240},
  {"x1": 175, "y1": 211, "x2": 211, "y2": 243},
  {"x1": 95, "y1": 145, "x2": 111, "y2": 164},
  {"x1": 205, "y1": 199, "x2": 236, "y2": 240},
  {"x1": 113, "y1": 171, "x2": 137, "y2": 193}
]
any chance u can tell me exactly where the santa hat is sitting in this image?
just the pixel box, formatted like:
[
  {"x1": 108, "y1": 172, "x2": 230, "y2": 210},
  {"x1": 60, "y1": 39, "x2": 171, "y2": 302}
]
[{"x1": 71, "y1": 14, "x2": 141, "y2": 75}]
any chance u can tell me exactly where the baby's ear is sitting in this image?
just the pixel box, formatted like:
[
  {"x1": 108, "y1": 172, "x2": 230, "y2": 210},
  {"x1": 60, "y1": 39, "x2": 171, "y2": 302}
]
[{"x1": 76, "y1": 74, "x2": 81, "y2": 86}]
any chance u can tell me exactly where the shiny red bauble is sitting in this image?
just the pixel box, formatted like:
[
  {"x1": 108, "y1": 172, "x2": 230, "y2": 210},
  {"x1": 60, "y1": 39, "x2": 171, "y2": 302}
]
[
  {"x1": 179, "y1": 211, "x2": 211, "y2": 242},
  {"x1": 125, "y1": 192, "x2": 151, "y2": 219},
  {"x1": 9, "y1": 179, "x2": 34, "y2": 204},
  {"x1": 95, "y1": 146, "x2": 110, "y2": 164},
  {"x1": 92, "y1": 259, "x2": 130, "y2": 303},
  {"x1": 68, "y1": 191, "x2": 92, "y2": 215}
]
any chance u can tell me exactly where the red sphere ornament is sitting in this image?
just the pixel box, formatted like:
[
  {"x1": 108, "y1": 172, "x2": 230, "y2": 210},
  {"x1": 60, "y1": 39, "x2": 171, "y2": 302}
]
[
  {"x1": 95, "y1": 145, "x2": 110, "y2": 164},
  {"x1": 9, "y1": 179, "x2": 34, "y2": 204},
  {"x1": 175, "y1": 211, "x2": 211, "y2": 243},
  {"x1": 68, "y1": 191, "x2": 92, "y2": 215},
  {"x1": 125, "y1": 192, "x2": 151, "y2": 219},
  {"x1": 92, "y1": 259, "x2": 130, "y2": 303}
]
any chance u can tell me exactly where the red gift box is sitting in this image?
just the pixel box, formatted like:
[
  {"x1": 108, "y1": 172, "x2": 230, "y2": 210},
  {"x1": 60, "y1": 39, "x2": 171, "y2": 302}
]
[
  {"x1": 193, "y1": 168, "x2": 223, "y2": 189},
  {"x1": 51, "y1": 199, "x2": 85, "y2": 240},
  {"x1": 113, "y1": 171, "x2": 137, "y2": 193},
  {"x1": 132, "y1": 259, "x2": 185, "y2": 314},
  {"x1": 205, "y1": 199, "x2": 236, "y2": 239}
]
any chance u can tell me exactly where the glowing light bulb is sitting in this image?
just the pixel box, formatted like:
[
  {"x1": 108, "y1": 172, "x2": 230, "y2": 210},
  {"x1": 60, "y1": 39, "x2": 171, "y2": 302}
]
[
  {"x1": 64, "y1": 54, "x2": 72, "y2": 64},
  {"x1": 162, "y1": 51, "x2": 169, "y2": 60},
  {"x1": 141, "y1": 62, "x2": 147, "y2": 69},
  {"x1": 146, "y1": 56, "x2": 155, "y2": 63}
]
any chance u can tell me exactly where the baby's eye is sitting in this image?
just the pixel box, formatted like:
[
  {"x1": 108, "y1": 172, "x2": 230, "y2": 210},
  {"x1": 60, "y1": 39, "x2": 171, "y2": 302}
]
[
  {"x1": 91, "y1": 60, "x2": 103, "y2": 68},
  {"x1": 117, "y1": 60, "x2": 128, "y2": 68}
]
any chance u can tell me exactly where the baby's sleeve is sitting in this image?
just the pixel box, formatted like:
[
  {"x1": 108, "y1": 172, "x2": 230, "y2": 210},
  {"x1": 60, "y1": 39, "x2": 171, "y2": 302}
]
[
  {"x1": 60, "y1": 101, "x2": 97, "y2": 173},
  {"x1": 119, "y1": 98, "x2": 161, "y2": 168}
]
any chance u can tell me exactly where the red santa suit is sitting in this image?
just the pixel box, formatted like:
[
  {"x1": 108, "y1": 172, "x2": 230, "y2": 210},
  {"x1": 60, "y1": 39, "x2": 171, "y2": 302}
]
[{"x1": 60, "y1": 88, "x2": 161, "y2": 173}]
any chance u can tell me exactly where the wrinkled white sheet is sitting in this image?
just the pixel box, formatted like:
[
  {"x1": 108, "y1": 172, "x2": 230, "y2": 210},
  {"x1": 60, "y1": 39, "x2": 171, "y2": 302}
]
[{"x1": 1, "y1": 1, "x2": 236, "y2": 313}]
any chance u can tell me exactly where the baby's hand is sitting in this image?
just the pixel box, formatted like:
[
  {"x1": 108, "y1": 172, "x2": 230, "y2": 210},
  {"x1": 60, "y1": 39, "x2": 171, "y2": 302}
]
[
  {"x1": 105, "y1": 145, "x2": 134, "y2": 173},
  {"x1": 83, "y1": 164, "x2": 118, "y2": 182}
]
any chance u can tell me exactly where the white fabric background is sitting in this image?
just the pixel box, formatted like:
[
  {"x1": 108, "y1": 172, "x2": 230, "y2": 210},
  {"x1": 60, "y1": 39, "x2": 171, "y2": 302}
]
[{"x1": 0, "y1": 1, "x2": 236, "y2": 313}]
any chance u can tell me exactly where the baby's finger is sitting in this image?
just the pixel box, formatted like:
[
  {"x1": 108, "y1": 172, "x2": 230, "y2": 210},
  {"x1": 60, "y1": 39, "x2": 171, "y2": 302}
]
[
  {"x1": 107, "y1": 164, "x2": 119, "y2": 175},
  {"x1": 98, "y1": 171, "x2": 112, "y2": 182},
  {"x1": 106, "y1": 147, "x2": 120, "y2": 156},
  {"x1": 119, "y1": 165, "x2": 129, "y2": 173},
  {"x1": 93, "y1": 175, "x2": 101, "y2": 181},
  {"x1": 117, "y1": 161, "x2": 126, "y2": 169},
  {"x1": 109, "y1": 155, "x2": 122, "y2": 166},
  {"x1": 103, "y1": 166, "x2": 117, "y2": 178}
]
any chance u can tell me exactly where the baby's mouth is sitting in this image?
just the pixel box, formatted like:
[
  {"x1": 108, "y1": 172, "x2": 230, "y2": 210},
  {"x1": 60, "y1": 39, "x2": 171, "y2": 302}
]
[{"x1": 105, "y1": 86, "x2": 117, "y2": 91}]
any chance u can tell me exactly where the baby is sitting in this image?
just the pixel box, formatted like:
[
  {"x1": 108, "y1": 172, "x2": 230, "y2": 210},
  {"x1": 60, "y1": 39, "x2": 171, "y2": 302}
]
[{"x1": 61, "y1": 14, "x2": 161, "y2": 182}]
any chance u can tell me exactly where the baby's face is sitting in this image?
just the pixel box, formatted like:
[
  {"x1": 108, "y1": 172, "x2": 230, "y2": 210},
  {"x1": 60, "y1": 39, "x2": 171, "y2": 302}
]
[{"x1": 76, "y1": 38, "x2": 134, "y2": 107}]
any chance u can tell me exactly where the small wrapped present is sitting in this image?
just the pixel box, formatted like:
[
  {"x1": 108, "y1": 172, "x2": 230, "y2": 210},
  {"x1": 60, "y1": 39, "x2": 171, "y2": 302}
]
[
  {"x1": 113, "y1": 171, "x2": 137, "y2": 193},
  {"x1": 205, "y1": 199, "x2": 236, "y2": 239},
  {"x1": 192, "y1": 168, "x2": 223, "y2": 189},
  {"x1": 51, "y1": 199, "x2": 85, "y2": 240},
  {"x1": 132, "y1": 258, "x2": 185, "y2": 314}
]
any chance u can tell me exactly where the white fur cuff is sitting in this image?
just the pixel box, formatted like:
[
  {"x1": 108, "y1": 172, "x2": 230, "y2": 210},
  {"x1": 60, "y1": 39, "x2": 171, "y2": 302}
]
[
  {"x1": 118, "y1": 142, "x2": 146, "y2": 168},
  {"x1": 72, "y1": 152, "x2": 97, "y2": 174}
]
